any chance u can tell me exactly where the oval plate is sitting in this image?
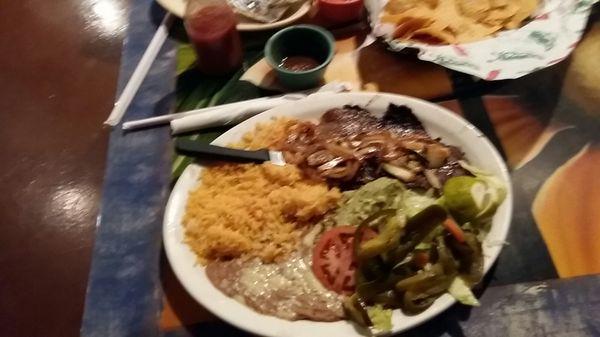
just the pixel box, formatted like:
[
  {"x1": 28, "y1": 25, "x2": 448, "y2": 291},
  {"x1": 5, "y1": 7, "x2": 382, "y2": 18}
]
[
  {"x1": 156, "y1": 0, "x2": 311, "y2": 31},
  {"x1": 163, "y1": 92, "x2": 513, "y2": 337}
]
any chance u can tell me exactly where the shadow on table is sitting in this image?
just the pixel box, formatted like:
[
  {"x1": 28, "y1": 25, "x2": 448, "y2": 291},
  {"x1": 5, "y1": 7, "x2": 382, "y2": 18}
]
[
  {"x1": 397, "y1": 304, "x2": 473, "y2": 337},
  {"x1": 164, "y1": 321, "x2": 250, "y2": 337},
  {"x1": 160, "y1": 248, "x2": 219, "y2": 330}
]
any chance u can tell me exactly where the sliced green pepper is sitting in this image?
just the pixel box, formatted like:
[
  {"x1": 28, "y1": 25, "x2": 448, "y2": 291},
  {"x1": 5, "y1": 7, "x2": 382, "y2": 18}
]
[
  {"x1": 357, "y1": 256, "x2": 389, "y2": 282},
  {"x1": 357, "y1": 215, "x2": 406, "y2": 261},
  {"x1": 356, "y1": 270, "x2": 406, "y2": 301},
  {"x1": 389, "y1": 205, "x2": 447, "y2": 264},
  {"x1": 353, "y1": 209, "x2": 395, "y2": 244},
  {"x1": 391, "y1": 253, "x2": 416, "y2": 275},
  {"x1": 402, "y1": 290, "x2": 437, "y2": 314},
  {"x1": 396, "y1": 263, "x2": 456, "y2": 315},
  {"x1": 447, "y1": 231, "x2": 483, "y2": 284},
  {"x1": 343, "y1": 293, "x2": 372, "y2": 327},
  {"x1": 357, "y1": 278, "x2": 390, "y2": 301},
  {"x1": 436, "y1": 236, "x2": 458, "y2": 275},
  {"x1": 395, "y1": 263, "x2": 444, "y2": 292},
  {"x1": 372, "y1": 290, "x2": 403, "y2": 308}
]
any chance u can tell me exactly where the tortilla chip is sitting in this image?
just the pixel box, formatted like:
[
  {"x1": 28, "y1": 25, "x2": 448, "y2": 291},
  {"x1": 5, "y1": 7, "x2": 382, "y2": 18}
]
[
  {"x1": 382, "y1": 6, "x2": 435, "y2": 22},
  {"x1": 490, "y1": 0, "x2": 509, "y2": 8},
  {"x1": 381, "y1": 13, "x2": 407, "y2": 24},
  {"x1": 382, "y1": 0, "x2": 539, "y2": 44},
  {"x1": 403, "y1": 6, "x2": 438, "y2": 19},
  {"x1": 505, "y1": 0, "x2": 539, "y2": 29},
  {"x1": 412, "y1": 25, "x2": 456, "y2": 44},
  {"x1": 384, "y1": 0, "x2": 432, "y2": 14},
  {"x1": 483, "y1": 3, "x2": 520, "y2": 26},
  {"x1": 434, "y1": 0, "x2": 468, "y2": 30},
  {"x1": 393, "y1": 17, "x2": 435, "y2": 39},
  {"x1": 456, "y1": 0, "x2": 491, "y2": 20},
  {"x1": 454, "y1": 18, "x2": 503, "y2": 42}
]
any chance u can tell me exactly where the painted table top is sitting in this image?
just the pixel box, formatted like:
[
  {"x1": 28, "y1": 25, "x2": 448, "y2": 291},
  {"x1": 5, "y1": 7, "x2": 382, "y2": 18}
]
[{"x1": 81, "y1": 1, "x2": 600, "y2": 336}]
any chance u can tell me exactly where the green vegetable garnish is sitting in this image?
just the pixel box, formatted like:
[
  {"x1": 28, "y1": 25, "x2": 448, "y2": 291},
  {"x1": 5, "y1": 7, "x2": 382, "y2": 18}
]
[
  {"x1": 443, "y1": 176, "x2": 487, "y2": 222},
  {"x1": 390, "y1": 205, "x2": 447, "y2": 263},
  {"x1": 401, "y1": 189, "x2": 438, "y2": 218},
  {"x1": 336, "y1": 164, "x2": 502, "y2": 330},
  {"x1": 343, "y1": 294, "x2": 372, "y2": 327},
  {"x1": 357, "y1": 215, "x2": 406, "y2": 261},
  {"x1": 443, "y1": 167, "x2": 506, "y2": 225},
  {"x1": 335, "y1": 178, "x2": 404, "y2": 225},
  {"x1": 448, "y1": 276, "x2": 480, "y2": 306},
  {"x1": 367, "y1": 304, "x2": 393, "y2": 332}
]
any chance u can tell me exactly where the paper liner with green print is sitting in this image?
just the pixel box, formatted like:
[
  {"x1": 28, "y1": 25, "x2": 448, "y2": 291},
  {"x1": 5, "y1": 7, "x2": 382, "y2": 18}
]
[{"x1": 365, "y1": 0, "x2": 598, "y2": 80}]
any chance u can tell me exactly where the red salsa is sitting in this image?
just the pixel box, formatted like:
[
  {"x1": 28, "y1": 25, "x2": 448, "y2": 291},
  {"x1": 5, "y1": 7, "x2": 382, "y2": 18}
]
[
  {"x1": 184, "y1": 5, "x2": 243, "y2": 75},
  {"x1": 279, "y1": 56, "x2": 321, "y2": 72}
]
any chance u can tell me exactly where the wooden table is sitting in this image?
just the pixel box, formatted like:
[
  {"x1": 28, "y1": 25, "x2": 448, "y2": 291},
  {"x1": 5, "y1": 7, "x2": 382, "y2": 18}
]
[
  {"x1": 0, "y1": 0, "x2": 127, "y2": 336},
  {"x1": 2, "y1": 1, "x2": 599, "y2": 337}
]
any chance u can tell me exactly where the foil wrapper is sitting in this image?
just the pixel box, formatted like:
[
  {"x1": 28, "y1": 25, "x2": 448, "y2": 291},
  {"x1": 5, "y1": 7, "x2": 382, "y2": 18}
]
[{"x1": 228, "y1": 0, "x2": 304, "y2": 23}]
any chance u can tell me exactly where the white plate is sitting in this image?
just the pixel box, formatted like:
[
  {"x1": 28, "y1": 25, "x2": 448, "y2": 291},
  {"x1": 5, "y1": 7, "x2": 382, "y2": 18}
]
[
  {"x1": 156, "y1": 0, "x2": 311, "y2": 31},
  {"x1": 163, "y1": 92, "x2": 513, "y2": 337}
]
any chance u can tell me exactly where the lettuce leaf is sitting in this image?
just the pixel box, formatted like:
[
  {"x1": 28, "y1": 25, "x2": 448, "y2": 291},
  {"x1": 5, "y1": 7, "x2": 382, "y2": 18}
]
[
  {"x1": 401, "y1": 189, "x2": 438, "y2": 218},
  {"x1": 448, "y1": 276, "x2": 480, "y2": 306},
  {"x1": 367, "y1": 304, "x2": 393, "y2": 332}
]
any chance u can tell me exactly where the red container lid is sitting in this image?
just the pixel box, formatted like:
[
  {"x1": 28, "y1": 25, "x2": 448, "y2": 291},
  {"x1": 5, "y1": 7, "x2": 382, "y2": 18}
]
[{"x1": 317, "y1": 0, "x2": 364, "y2": 25}]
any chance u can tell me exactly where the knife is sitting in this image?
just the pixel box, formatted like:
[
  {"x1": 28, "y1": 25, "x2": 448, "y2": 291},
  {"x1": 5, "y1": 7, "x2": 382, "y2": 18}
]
[{"x1": 175, "y1": 139, "x2": 286, "y2": 166}]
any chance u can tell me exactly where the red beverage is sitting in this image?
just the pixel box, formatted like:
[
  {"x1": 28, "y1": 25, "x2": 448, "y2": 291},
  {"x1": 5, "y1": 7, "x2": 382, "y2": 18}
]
[{"x1": 184, "y1": 4, "x2": 243, "y2": 75}]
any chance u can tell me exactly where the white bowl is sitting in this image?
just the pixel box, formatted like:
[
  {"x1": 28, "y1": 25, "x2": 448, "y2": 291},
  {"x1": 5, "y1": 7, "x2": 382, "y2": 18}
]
[
  {"x1": 156, "y1": 0, "x2": 311, "y2": 31},
  {"x1": 163, "y1": 92, "x2": 513, "y2": 337}
]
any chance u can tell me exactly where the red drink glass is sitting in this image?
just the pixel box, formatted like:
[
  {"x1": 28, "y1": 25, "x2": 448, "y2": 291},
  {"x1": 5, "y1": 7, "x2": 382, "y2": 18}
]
[{"x1": 184, "y1": 1, "x2": 243, "y2": 75}]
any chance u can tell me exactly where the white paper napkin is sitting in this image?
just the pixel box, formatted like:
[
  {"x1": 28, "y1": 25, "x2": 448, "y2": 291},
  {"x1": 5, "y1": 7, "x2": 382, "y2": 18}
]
[{"x1": 170, "y1": 82, "x2": 352, "y2": 134}]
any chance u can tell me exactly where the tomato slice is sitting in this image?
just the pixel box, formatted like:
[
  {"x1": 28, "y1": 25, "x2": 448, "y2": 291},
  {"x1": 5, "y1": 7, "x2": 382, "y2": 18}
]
[{"x1": 312, "y1": 226, "x2": 376, "y2": 295}]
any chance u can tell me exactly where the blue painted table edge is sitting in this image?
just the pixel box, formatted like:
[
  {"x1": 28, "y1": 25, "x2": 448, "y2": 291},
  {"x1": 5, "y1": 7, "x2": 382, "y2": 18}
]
[{"x1": 80, "y1": 0, "x2": 175, "y2": 336}]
